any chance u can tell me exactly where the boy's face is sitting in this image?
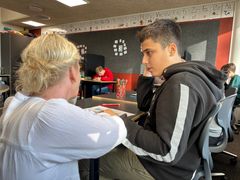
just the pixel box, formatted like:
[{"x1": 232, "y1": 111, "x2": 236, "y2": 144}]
[
  {"x1": 228, "y1": 71, "x2": 235, "y2": 78},
  {"x1": 141, "y1": 38, "x2": 172, "y2": 77},
  {"x1": 98, "y1": 70, "x2": 104, "y2": 76}
]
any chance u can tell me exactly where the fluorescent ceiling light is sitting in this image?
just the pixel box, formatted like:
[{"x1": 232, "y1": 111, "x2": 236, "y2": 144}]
[
  {"x1": 56, "y1": 0, "x2": 88, "y2": 7},
  {"x1": 22, "y1": 20, "x2": 46, "y2": 27}
]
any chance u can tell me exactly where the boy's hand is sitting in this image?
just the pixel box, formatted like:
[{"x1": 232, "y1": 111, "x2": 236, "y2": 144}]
[{"x1": 94, "y1": 77, "x2": 101, "y2": 81}]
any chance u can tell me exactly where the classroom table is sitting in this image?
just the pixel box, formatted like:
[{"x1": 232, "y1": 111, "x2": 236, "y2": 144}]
[
  {"x1": 0, "y1": 84, "x2": 10, "y2": 103},
  {"x1": 76, "y1": 95, "x2": 142, "y2": 180},
  {"x1": 80, "y1": 79, "x2": 117, "y2": 98},
  {"x1": 92, "y1": 91, "x2": 137, "y2": 105},
  {"x1": 0, "y1": 74, "x2": 11, "y2": 96}
]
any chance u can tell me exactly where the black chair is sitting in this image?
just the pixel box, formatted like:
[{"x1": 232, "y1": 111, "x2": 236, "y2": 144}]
[
  {"x1": 221, "y1": 91, "x2": 238, "y2": 164},
  {"x1": 225, "y1": 87, "x2": 238, "y2": 97},
  {"x1": 210, "y1": 94, "x2": 237, "y2": 151},
  {"x1": 233, "y1": 104, "x2": 240, "y2": 127},
  {"x1": 195, "y1": 93, "x2": 237, "y2": 180},
  {"x1": 193, "y1": 101, "x2": 222, "y2": 180},
  {"x1": 225, "y1": 87, "x2": 239, "y2": 136},
  {"x1": 209, "y1": 93, "x2": 238, "y2": 179},
  {"x1": 226, "y1": 87, "x2": 240, "y2": 128},
  {"x1": 225, "y1": 87, "x2": 238, "y2": 128}
]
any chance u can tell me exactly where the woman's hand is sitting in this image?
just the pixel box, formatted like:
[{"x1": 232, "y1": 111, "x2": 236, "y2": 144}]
[{"x1": 103, "y1": 109, "x2": 118, "y2": 116}]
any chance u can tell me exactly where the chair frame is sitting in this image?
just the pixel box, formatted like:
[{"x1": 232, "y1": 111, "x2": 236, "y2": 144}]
[
  {"x1": 193, "y1": 101, "x2": 222, "y2": 180},
  {"x1": 210, "y1": 93, "x2": 238, "y2": 178}
]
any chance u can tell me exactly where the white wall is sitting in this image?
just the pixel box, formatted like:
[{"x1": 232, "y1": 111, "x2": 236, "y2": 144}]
[
  {"x1": 0, "y1": 8, "x2": 2, "y2": 66},
  {"x1": 42, "y1": 1, "x2": 235, "y2": 34},
  {"x1": 230, "y1": 0, "x2": 240, "y2": 74}
]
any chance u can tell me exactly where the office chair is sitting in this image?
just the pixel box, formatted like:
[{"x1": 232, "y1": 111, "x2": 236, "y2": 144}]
[
  {"x1": 233, "y1": 105, "x2": 240, "y2": 127},
  {"x1": 225, "y1": 87, "x2": 238, "y2": 97},
  {"x1": 209, "y1": 93, "x2": 238, "y2": 179},
  {"x1": 193, "y1": 101, "x2": 222, "y2": 180},
  {"x1": 225, "y1": 87, "x2": 238, "y2": 134},
  {"x1": 210, "y1": 94, "x2": 237, "y2": 151},
  {"x1": 223, "y1": 89, "x2": 238, "y2": 165},
  {"x1": 227, "y1": 87, "x2": 240, "y2": 128}
]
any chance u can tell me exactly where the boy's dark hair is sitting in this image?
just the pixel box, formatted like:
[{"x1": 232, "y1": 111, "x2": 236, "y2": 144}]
[{"x1": 137, "y1": 19, "x2": 182, "y2": 55}]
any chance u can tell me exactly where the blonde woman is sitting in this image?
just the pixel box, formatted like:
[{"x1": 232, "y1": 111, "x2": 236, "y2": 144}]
[{"x1": 0, "y1": 34, "x2": 126, "y2": 180}]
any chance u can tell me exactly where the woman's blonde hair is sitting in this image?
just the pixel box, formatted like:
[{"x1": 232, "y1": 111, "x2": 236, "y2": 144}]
[{"x1": 16, "y1": 33, "x2": 80, "y2": 94}]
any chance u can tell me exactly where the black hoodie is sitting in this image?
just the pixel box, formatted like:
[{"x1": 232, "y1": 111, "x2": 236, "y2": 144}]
[{"x1": 122, "y1": 61, "x2": 227, "y2": 180}]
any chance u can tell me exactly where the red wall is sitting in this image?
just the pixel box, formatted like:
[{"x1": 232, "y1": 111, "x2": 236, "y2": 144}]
[
  {"x1": 29, "y1": 29, "x2": 41, "y2": 37},
  {"x1": 215, "y1": 18, "x2": 233, "y2": 70},
  {"x1": 113, "y1": 73, "x2": 139, "y2": 91}
]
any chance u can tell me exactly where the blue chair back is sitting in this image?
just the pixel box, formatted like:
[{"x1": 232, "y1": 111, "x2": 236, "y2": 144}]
[
  {"x1": 193, "y1": 101, "x2": 222, "y2": 180},
  {"x1": 210, "y1": 94, "x2": 237, "y2": 153}
]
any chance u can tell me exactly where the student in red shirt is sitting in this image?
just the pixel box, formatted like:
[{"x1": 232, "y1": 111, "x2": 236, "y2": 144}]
[{"x1": 92, "y1": 66, "x2": 114, "y2": 95}]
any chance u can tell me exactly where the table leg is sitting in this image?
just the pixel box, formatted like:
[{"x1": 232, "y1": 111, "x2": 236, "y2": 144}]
[
  {"x1": 112, "y1": 83, "x2": 115, "y2": 92},
  {"x1": 99, "y1": 84, "x2": 102, "y2": 95},
  {"x1": 89, "y1": 158, "x2": 99, "y2": 180}
]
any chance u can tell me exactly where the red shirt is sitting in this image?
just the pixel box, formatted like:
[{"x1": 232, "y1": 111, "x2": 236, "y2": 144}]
[{"x1": 93, "y1": 67, "x2": 114, "y2": 90}]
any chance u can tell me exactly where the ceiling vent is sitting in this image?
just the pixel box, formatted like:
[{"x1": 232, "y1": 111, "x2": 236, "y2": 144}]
[
  {"x1": 28, "y1": 5, "x2": 43, "y2": 12},
  {"x1": 36, "y1": 14, "x2": 51, "y2": 21}
]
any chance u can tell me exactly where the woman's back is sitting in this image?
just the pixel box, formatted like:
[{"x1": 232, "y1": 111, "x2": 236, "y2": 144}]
[{"x1": 0, "y1": 92, "x2": 126, "y2": 180}]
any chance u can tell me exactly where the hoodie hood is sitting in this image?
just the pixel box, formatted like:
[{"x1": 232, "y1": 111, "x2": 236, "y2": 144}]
[{"x1": 162, "y1": 61, "x2": 227, "y2": 90}]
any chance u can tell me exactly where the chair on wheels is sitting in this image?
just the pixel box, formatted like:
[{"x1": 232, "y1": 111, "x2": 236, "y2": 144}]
[
  {"x1": 193, "y1": 101, "x2": 222, "y2": 180},
  {"x1": 222, "y1": 87, "x2": 238, "y2": 163},
  {"x1": 209, "y1": 93, "x2": 238, "y2": 179},
  {"x1": 225, "y1": 87, "x2": 238, "y2": 97},
  {"x1": 233, "y1": 105, "x2": 240, "y2": 127},
  {"x1": 225, "y1": 87, "x2": 238, "y2": 130},
  {"x1": 227, "y1": 87, "x2": 240, "y2": 128}
]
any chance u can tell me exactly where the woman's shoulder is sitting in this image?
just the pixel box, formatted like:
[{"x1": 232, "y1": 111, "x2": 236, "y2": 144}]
[
  {"x1": 37, "y1": 98, "x2": 83, "y2": 126},
  {"x1": 40, "y1": 98, "x2": 74, "y2": 112}
]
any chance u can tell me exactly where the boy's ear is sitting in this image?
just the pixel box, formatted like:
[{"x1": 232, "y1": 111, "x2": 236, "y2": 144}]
[{"x1": 167, "y1": 43, "x2": 177, "y2": 57}]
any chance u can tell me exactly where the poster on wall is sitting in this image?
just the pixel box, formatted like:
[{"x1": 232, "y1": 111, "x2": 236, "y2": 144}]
[{"x1": 113, "y1": 39, "x2": 128, "y2": 56}]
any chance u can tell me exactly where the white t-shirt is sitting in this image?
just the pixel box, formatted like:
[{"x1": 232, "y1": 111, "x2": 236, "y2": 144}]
[{"x1": 0, "y1": 92, "x2": 127, "y2": 180}]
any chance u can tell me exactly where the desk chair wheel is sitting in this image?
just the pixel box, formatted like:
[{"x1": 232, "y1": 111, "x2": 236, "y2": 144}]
[
  {"x1": 233, "y1": 129, "x2": 239, "y2": 135},
  {"x1": 230, "y1": 157, "x2": 238, "y2": 165},
  {"x1": 220, "y1": 177, "x2": 228, "y2": 180},
  {"x1": 231, "y1": 124, "x2": 238, "y2": 131},
  {"x1": 235, "y1": 122, "x2": 240, "y2": 127},
  {"x1": 211, "y1": 172, "x2": 228, "y2": 180}
]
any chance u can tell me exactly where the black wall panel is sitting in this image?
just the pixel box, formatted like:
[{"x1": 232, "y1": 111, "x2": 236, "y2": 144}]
[{"x1": 67, "y1": 20, "x2": 219, "y2": 74}]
